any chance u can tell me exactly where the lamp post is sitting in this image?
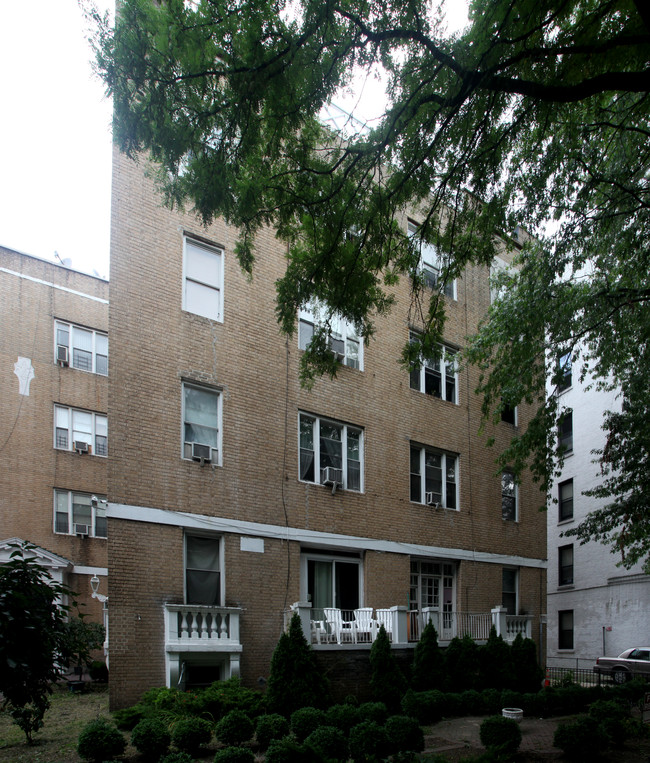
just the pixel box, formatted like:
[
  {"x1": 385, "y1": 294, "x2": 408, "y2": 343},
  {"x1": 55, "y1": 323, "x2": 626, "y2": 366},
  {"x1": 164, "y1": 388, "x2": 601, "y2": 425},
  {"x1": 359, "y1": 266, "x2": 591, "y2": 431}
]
[{"x1": 90, "y1": 575, "x2": 109, "y2": 667}]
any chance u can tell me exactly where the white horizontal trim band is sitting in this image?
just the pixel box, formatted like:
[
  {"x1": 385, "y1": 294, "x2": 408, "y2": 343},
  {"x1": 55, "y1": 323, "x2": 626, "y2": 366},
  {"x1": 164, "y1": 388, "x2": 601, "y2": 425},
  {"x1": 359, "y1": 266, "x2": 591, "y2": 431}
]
[
  {"x1": 0, "y1": 267, "x2": 109, "y2": 304},
  {"x1": 108, "y1": 502, "x2": 547, "y2": 569},
  {"x1": 72, "y1": 566, "x2": 108, "y2": 576}
]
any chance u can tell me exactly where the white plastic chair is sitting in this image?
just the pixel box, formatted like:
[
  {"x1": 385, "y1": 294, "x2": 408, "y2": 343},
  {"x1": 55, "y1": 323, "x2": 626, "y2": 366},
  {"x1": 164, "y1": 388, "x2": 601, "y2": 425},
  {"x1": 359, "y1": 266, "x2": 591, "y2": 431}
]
[
  {"x1": 353, "y1": 608, "x2": 375, "y2": 643},
  {"x1": 323, "y1": 608, "x2": 354, "y2": 643},
  {"x1": 375, "y1": 608, "x2": 393, "y2": 641}
]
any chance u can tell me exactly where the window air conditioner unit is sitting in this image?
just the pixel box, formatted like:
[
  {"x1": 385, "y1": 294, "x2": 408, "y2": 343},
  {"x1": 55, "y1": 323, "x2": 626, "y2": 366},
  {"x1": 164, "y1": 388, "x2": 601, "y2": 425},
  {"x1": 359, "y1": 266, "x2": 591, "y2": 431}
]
[
  {"x1": 321, "y1": 467, "x2": 343, "y2": 487},
  {"x1": 425, "y1": 492, "x2": 441, "y2": 509},
  {"x1": 328, "y1": 336, "x2": 345, "y2": 361},
  {"x1": 74, "y1": 441, "x2": 90, "y2": 454},
  {"x1": 74, "y1": 523, "x2": 89, "y2": 537},
  {"x1": 191, "y1": 442, "x2": 212, "y2": 463},
  {"x1": 56, "y1": 344, "x2": 69, "y2": 366}
]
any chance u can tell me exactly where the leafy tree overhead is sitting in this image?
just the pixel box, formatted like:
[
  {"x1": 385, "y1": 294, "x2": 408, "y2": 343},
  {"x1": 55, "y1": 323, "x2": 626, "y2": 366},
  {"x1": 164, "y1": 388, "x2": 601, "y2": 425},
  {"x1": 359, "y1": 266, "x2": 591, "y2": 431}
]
[{"x1": 90, "y1": 0, "x2": 650, "y2": 566}]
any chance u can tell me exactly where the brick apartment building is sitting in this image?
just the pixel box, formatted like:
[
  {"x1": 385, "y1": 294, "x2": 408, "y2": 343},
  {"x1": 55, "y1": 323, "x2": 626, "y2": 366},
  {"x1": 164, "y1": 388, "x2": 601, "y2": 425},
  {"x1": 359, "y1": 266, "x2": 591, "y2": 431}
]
[
  {"x1": 107, "y1": 146, "x2": 547, "y2": 709},
  {"x1": 0, "y1": 246, "x2": 109, "y2": 640}
]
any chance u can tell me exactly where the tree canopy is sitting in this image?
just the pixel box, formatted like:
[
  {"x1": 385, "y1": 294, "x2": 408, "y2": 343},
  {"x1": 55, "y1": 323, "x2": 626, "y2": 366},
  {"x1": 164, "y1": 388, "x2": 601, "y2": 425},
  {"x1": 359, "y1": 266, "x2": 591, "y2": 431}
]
[{"x1": 89, "y1": 0, "x2": 650, "y2": 567}]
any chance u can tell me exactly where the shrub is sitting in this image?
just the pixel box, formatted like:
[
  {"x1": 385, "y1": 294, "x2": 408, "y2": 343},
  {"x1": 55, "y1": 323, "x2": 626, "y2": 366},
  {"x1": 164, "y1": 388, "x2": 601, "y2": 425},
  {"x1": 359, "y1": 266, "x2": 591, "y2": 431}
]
[
  {"x1": 478, "y1": 628, "x2": 513, "y2": 691},
  {"x1": 480, "y1": 688, "x2": 502, "y2": 716},
  {"x1": 213, "y1": 747, "x2": 255, "y2": 763},
  {"x1": 131, "y1": 717, "x2": 171, "y2": 761},
  {"x1": 400, "y1": 689, "x2": 446, "y2": 724},
  {"x1": 349, "y1": 720, "x2": 390, "y2": 762},
  {"x1": 369, "y1": 625, "x2": 407, "y2": 712},
  {"x1": 266, "y1": 613, "x2": 330, "y2": 716},
  {"x1": 444, "y1": 634, "x2": 480, "y2": 691},
  {"x1": 411, "y1": 622, "x2": 445, "y2": 691},
  {"x1": 197, "y1": 678, "x2": 264, "y2": 721},
  {"x1": 385, "y1": 715, "x2": 425, "y2": 754},
  {"x1": 459, "y1": 689, "x2": 485, "y2": 715},
  {"x1": 358, "y1": 701, "x2": 388, "y2": 724},
  {"x1": 161, "y1": 753, "x2": 195, "y2": 763},
  {"x1": 89, "y1": 660, "x2": 109, "y2": 682},
  {"x1": 553, "y1": 715, "x2": 610, "y2": 759},
  {"x1": 77, "y1": 717, "x2": 127, "y2": 763},
  {"x1": 304, "y1": 725, "x2": 348, "y2": 761},
  {"x1": 510, "y1": 634, "x2": 543, "y2": 693},
  {"x1": 255, "y1": 713, "x2": 290, "y2": 751},
  {"x1": 215, "y1": 709, "x2": 254, "y2": 746},
  {"x1": 112, "y1": 703, "x2": 148, "y2": 730},
  {"x1": 290, "y1": 707, "x2": 327, "y2": 742},
  {"x1": 479, "y1": 715, "x2": 522, "y2": 758},
  {"x1": 171, "y1": 716, "x2": 213, "y2": 755},
  {"x1": 325, "y1": 703, "x2": 362, "y2": 734},
  {"x1": 588, "y1": 699, "x2": 630, "y2": 747},
  {"x1": 265, "y1": 736, "x2": 310, "y2": 763}
]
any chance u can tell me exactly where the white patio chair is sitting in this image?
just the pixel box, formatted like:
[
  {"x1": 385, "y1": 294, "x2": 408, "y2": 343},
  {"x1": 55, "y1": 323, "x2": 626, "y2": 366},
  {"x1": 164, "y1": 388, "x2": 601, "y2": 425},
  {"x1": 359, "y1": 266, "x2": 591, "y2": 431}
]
[
  {"x1": 375, "y1": 608, "x2": 393, "y2": 641},
  {"x1": 323, "y1": 608, "x2": 354, "y2": 643},
  {"x1": 310, "y1": 616, "x2": 328, "y2": 644},
  {"x1": 353, "y1": 607, "x2": 375, "y2": 643}
]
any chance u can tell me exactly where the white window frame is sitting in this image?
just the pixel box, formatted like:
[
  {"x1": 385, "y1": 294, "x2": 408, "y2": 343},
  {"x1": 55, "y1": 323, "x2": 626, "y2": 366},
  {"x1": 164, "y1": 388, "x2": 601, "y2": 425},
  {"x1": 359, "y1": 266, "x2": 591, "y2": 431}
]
[
  {"x1": 410, "y1": 444, "x2": 459, "y2": 510},
  {"x1": 300, "y1": 550, "x2": 363, "y2": 610},
  {"x1": 557, "y1": 351, "x2": 572, "y2": 393},
  {"x1": 54, "y1": 320, "x2": 108, "y2": 375},
  {"x1": 299, "y1": 413, "x2": 364, "y2": 492},
  {"x1": 53, "y1": 489, "x2": 107, "y2": 538},
  {"x1": 489, "y1": 255, "x2": 511, "y2": 304},
  {"x1": 298, "y1": 301, "x2": 363, "y2": 370},
  {"x1": 558, "y1": 478, "x2": 574, "y2": 522},
  {"x1": 409, "y1": 333, "x2": 458, "y2": 403},
  {"x1": 501, "y1": 470, "x2": 518, "y2": 521},
  {"x1": 184, "y1": 533, "x2": 224, "y2": 606},
  {"x1": 182, "y1": 382, "x2": 222, "y2": 465},
  {"x1": 54, "y1": 405, "x2": 108, "y2": 456},
  {"x1": 183, "y1": 236, "x2": 224, "y2": 322},
  {"x1": 501, "y1": 401, "x2": 518, "y2": 426},
  {"x1": 408, "y1": 220, "x2": 456, "y2": 299}
]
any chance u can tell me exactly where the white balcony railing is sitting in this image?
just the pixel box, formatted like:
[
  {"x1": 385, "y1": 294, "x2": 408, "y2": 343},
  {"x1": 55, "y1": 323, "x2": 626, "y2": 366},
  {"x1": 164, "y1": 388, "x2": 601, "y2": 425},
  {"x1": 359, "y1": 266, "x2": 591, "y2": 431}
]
[{"x1": 164, "y1": 603, "x2": 242, "y2": 652}]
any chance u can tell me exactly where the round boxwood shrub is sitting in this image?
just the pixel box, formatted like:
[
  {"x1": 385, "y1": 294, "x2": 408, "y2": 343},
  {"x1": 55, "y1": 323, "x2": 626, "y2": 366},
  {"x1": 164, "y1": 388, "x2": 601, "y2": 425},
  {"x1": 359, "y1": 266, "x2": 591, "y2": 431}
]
[
  {"x1": 385, "y1": 715, "x2": 425, "y2": 755},
  {"x1": 215, "y1": 709, "x2": 254, "y2": 746},
  {"x1": 172, "y1": 716, "x2": 213, "y2": 755},
  {"x1": 265, "y1": 736, "x2": 310, "y2": 763},
  {"x1": 479, "y1": 715, "x2": 522, "y2": 757},
  {"x1": 290, "y1": 707, "x2": 327, "y2": 742},
  {"x1": 77, "y1": 717, "x2": 127, "y2": 763},
  {"x1": 112, "y1": 703, "x2": 148, "y2": 730},
  {"x1": 459, "y1": 689, "x2": 485, "y2": 716},
  {"x1": 255, "y1": 713, "x2": 290, "y2": 751},
  {"x1": 400, "y1": 689, "x2": 446, "y2": 724},
  {"x1": 554, "y1": 715, "x2": 610, "y2": 759},
  {"x1": 358, "y1": 701, "x2": 388, "y2": 724},
  {"x1": 325, "y1": 703, "x2": 362, "y2": 734},
  {"x1": 161, "y1": 753, "x2": 195, "y2": 763},
  {"x1": 213, "y1": 746, "x2": 255, "y2": 763},
  {"x1": 304, "y1": 725, "x2": 348, "y2": 761},
  {"x1": 131, "y1": 717, "x2": 171, "y2": 762},
  {"x1": 349, "y1": 720, "x2": 390, "y2": 762}
]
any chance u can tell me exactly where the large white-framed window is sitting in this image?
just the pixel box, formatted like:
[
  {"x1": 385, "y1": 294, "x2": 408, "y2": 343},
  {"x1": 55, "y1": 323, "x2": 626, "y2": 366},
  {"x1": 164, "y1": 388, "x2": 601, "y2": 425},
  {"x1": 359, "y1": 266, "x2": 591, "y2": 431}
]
[
  {"x1": 54, "y1": 320, "x2": 108, "y2": 375},
  {"x1": 558, "y1": 409, "x2": 573, "y2": 455},
  {"x1": 183, "y1": 236, "x2": 224, "y2": 322},
  {"x1": 298, "y1": 301, "x2": 363, "y2": 370},
  {"x1": 410, "y1": 444, "x2": 458, "y2": 509},
  {"x1": 409, "y1": 560, "x2": 455, "y2": 624},
  {"x1": 502, "y1": 567, "x2": 518, "y2": 615},
  {"x1": 299, "y1": 414, "x2": 363, "y2": 492},
  {"x1": 409, "y1": 332, "x2": 458, "y2": 403},
  {"x1": 185, "y1": 534, "x2": 222, "y2": 606},
  {"x1": 408, "y1": 219, "x2": 455, "y2": 299},
  {"x1": 501, "y1": 470, "x2": 518, "y2": 521},
  {"x1": 182, "y1": 383, "x2": 221, "y2": 464},
  {"x1": 54, "y1": 490, "x2": 107, "y2": 538},
  {"x1": 301, "y1": 549, "x2": 362, "y2": 611},
  {"x1": 558, "y1": 478, "x2": 574, "y2": 522},
  {"x1": 54, "y1": 405, "x2": 107, "y2": 456}
]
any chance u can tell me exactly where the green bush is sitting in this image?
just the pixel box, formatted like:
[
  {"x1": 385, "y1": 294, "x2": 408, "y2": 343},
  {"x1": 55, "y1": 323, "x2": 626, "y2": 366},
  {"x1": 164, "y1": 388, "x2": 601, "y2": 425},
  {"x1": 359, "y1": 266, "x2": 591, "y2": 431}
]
[
  {"x1": 325, "y1": 703, "x2": 362, "y2": 734},
  {"x1": 588, "y1": 699, "x2": 630, "y2": 747},
  {"x1": 77, "y1": 717, "x2": 127, "y2": 763},
  {"x1": 171, "y1": 716, "x2": 213, "y2": 755},
  {"x1": 411, "y1": 622, "x2": 445, "y2": 691},
  {"x1": 480, "y1": 688, "x2": 503, "y2": 716},
  {"x1": 304, "y1": 725, "x2": 348, "y2": 761},
  {"x1": 384, "y1": 715, "x2": 425, "y2": 754},
  {"x1": 131, "y1": 717, "x2": 171, "y2": 761},
  {"x1": 358, "y1": 701, "x2": 388, "y2": 724},
  {"x1": 444, "y1": 634, "x2": 480, "y2": 691},
  {"x1": 479, "y1": 715, "x2": 521, "y2": 757},
  {"x1": 255, "y1": 713, "x2": 290, "y2": 751},
  {"x1": 290, "y1": 707, "x2": 327, "y2": 742},
  {"x1": 459, "y1": 689, "x2": 485, "y2": 715},
  {"x1": 349, "y1": 720, "x2": 390, "y2": 762},
  {"x1": 112, "y1": 703, "x2": 148, "y2": 730},
  {"x1": 554, "y1": 715, "x2": 610, "y2": 759},
  {"x1": 215, "y1": 709, "x2": 254, "y2": 746},
  {"x1": 265, "y1": 736, "x2": 310, "y2": 762},
  {"x1": 89, "y1": 660, "x2": 109, "y2": 682},
  {"x1": 213, "y1": 746, "x2": 255, "y2": 763},
  {"x1": 160, "y1": 753, "x2": 195, "y2": 763},
  {"x1": 510, "y1": 634, "x2": 543, "y2": 693},
  {"x1": 369, "y1": 625, "x2": 407, "y2": 712},
  {"x1": 478, "y1": 628, "x2": 513, "y2": 691},
  {"x1": 400, "y1": 689, "x2": 446, "y2": 724},
  {"x1": 198, "y1": 678, "x2": 264, "y2": 721}
]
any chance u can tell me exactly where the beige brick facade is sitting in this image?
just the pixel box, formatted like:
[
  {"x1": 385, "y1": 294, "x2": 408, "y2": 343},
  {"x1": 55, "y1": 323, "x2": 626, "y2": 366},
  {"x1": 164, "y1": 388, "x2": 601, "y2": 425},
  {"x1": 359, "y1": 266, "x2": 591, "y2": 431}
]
[
  {"x1": 0, "y1": 245, "x2": 108, "y2": 629},
  {"x1": 108, "y1": 147, "x2": 546, "y2": 709}
]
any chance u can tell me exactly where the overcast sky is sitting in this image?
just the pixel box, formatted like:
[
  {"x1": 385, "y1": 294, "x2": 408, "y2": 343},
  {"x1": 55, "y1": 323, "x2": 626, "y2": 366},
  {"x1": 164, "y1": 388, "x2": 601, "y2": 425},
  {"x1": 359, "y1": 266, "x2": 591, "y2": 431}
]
[{"x1": 0, "y1": 1, "x2": 466, "y2": 282}]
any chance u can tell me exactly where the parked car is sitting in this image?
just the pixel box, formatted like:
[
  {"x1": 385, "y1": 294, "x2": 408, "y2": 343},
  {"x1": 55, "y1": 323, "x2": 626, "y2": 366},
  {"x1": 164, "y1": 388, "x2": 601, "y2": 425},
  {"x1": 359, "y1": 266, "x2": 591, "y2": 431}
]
[{"x1": 594, "y1": 647, "x2": 650, "y2": 683}]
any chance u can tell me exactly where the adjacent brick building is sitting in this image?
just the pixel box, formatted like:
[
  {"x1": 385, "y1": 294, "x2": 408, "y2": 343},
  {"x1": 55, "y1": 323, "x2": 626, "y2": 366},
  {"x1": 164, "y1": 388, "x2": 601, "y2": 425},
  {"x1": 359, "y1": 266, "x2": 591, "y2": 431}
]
[
  {"x1": 107, "y1": 146, "x2": 547, "y2": 709},
  {"x1": 0, "y1": 245, "x2": 109, "y2": 639}
]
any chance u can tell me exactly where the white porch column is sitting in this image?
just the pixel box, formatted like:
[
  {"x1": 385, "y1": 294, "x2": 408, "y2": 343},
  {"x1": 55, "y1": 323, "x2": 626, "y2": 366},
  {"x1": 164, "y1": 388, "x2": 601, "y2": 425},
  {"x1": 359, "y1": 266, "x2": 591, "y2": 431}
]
[
  {"x1": 491, "y1": 605, "x2": 508, "y2": 638},
  {"x1": 421, "y1": 607, "x2": 441, "y2": 636},
  {"x1": 290, "y1": 601, "x2": 313, "y2": 641}
]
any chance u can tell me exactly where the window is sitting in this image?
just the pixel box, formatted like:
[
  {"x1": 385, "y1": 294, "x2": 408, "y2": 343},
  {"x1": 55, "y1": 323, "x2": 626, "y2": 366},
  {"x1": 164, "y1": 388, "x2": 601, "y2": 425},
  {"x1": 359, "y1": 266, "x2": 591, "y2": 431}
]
[
  {"x1": 299, "y1": 414, "x2": 363, "y2": 491},
  {"x1": 502, "y1": 568, "x2": 518, "y2": 615},
  {"x1": 558, "y1": 409, "x2": 573, "y2": 454},
  {"x1": 557, "y1": 351, "x2": 572, "y2": 392},
  {"x1": 298, "y1": 301, "x2": 362, "y2": 370},
  {"x1": 501, "y1": 402, "x2": 517, "y2": 425},
  {"x1": 183, "y1": 236, "x2": 223, "y2": 321},
  {"x1": 410, "y1": 560, "x2": 454, "y2": 624},
  {"x1": 490, "y1": 256, "x2": 511, "y2": 303},
  {"x1": 558, "y1": 609, "x2": 574, "y2": 649},
  {"x1": 409, "y1": 333, "x2": 457, "y2": 403},
  {"x1": 185, "y1": 535, "x2": 221, "y2": 605},
  {"x1": 410, "y1": 445, "x2": 458, "y2": 509},
  {"x1": 55, "y1": 321, "x2": 108, "y2": 375},
  {"x1": 408, "y1": 220, "x2": 455, "y2": 299},
  {"x1": 304, "y1": 551, "x2": 361, "y2": 611},
  {"x1": 559, "y1": 479, "x2": 574, "y2": 521},
  {"x1": 558, "y1": 544, "x2": 574, "y2": 586},
  {"x1": 54, "y1": 405, "x2": 107, "y2": 456},
  {"x1": 54, "y1": 490, "x2": 107, "y2": 537},
  {"x1": 501, "y1": 471, "x2": 517, "y2": 521},
  {"x1": 183, "y1": 383, "x2": 221, "y2": 463}
]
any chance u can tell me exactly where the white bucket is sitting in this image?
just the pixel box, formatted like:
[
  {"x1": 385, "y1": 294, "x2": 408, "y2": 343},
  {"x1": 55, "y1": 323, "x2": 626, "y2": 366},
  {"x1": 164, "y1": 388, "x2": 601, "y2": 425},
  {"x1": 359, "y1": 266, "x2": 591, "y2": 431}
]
[{"x1": 502, "y1": 707, "x2": 523, "y2": 723}]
